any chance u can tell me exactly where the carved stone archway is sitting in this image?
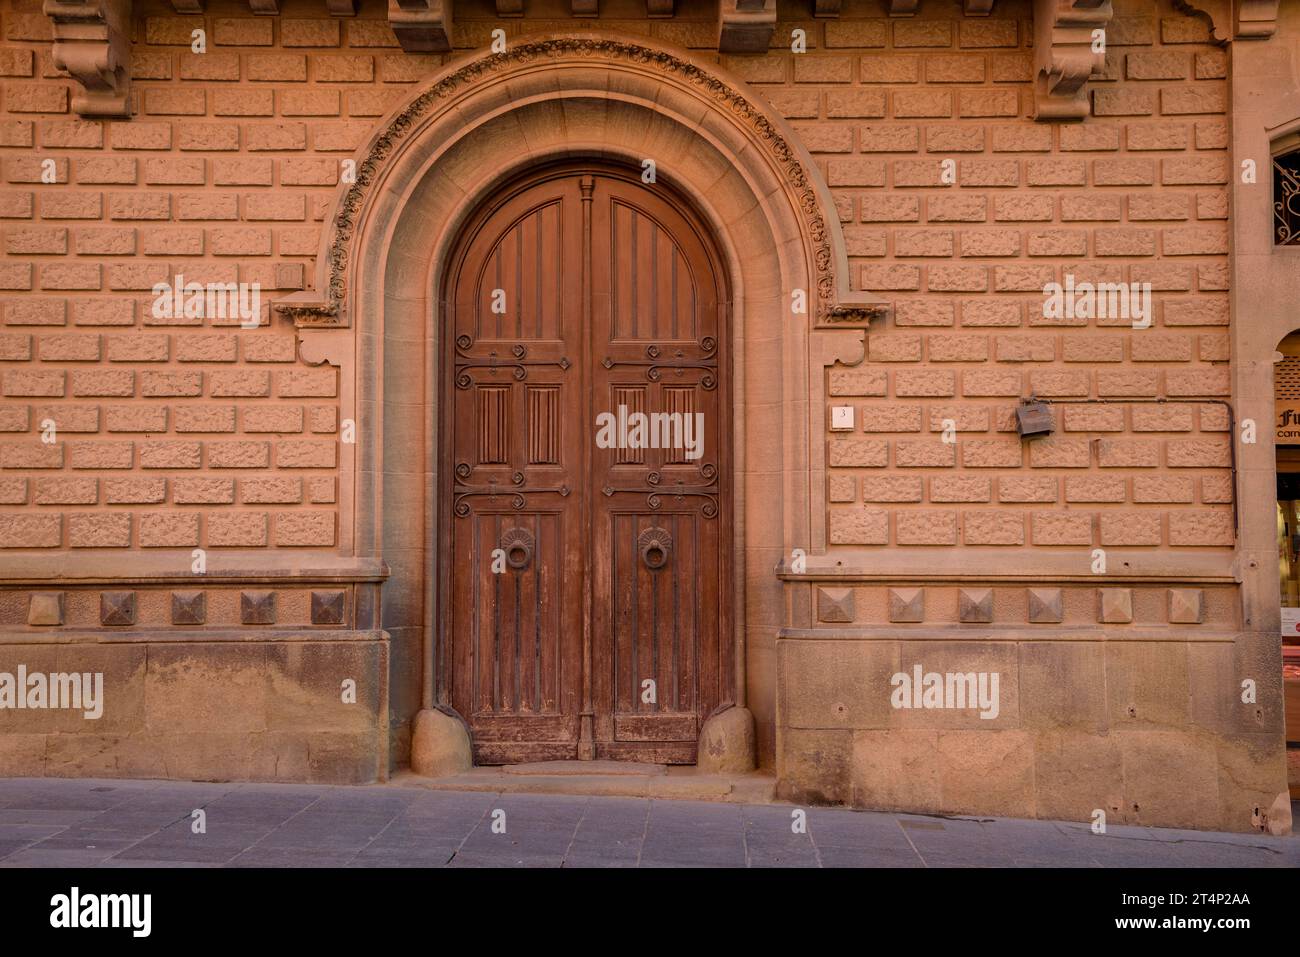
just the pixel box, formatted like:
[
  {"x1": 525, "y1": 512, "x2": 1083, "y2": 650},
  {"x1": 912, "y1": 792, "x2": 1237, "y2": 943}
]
[{"x1": 275, "y1": 32, "x2": 887, "y2": 770}]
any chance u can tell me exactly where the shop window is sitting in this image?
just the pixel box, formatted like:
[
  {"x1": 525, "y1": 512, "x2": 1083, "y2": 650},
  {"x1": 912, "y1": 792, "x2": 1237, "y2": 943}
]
[{"x1": 1273, "y1": 337, "x2": 1300, "y2": 795}]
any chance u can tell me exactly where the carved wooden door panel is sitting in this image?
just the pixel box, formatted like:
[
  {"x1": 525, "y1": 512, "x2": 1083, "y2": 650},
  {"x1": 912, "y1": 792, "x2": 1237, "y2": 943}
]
[
  {"x1": 444, "y1": 164, "x2": 730, "y2": 765},
  {"x1": 589, "y1": 177, "x2": 729, "y2": 764},
  {"x1": 446, "y1": 172, "x2": 585, "y2": 764}
]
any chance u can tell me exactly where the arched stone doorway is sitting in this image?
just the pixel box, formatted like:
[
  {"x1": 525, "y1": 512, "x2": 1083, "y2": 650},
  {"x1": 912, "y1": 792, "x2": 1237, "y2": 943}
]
[{"x1": 275, "y1": 33, "x2": 886, "y2": 772}]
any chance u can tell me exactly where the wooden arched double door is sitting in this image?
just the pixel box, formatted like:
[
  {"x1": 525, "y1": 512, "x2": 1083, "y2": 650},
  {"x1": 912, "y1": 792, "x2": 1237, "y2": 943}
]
[{"x1": 440, "y1": 163, "x2": 732, "y2": 765}]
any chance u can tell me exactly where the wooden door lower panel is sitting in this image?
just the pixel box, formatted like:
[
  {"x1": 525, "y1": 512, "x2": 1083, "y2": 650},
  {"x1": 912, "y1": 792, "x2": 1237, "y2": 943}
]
[
  {"x1": 472, "y1": 720, "x2": 580, "y2": 765},
  {"x1": 595, "y1": 741, "x2": 699, "y2": 763},
  {"x1": 452, "y1": 508, "x2": 583, "y2": 765},
  {"x1": 592, "y1": 508, "x2": 717, "y2": 763}
]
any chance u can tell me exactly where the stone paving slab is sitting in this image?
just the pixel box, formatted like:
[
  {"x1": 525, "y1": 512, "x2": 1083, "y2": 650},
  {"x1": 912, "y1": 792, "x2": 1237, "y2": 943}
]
[{"x1": 0, "y1": 778, "x2": 1294, "y2": 869}]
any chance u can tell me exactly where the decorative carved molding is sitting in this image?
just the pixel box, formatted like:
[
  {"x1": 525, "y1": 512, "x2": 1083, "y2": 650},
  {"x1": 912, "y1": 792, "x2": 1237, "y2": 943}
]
[
  {"x1": 388, "y1": 0, "x2": 452, "y2": 53},
  {"x1": 275, "y1": 35, "x2": 886, "y2": 329},
  {"x1": 816, "y1": 586, "x2": 854, "y2": 623},
  {"x1": 1174, "y1": 0, "x2": 1278, "y2": 42},
  {"x1": 311, "y1": 589, "x2": 347, "y2": 624},
  {"x1": 958, "y1": 587, "x2": 993, "y2": 623},
  {"x1": 248, "y1": 0, "x2": 278, "y2": 13},
  {"x1": 887, "y1": 0, "x2": 919, "y2": 14},
  {"x1": 1027, "y1": 587, "x2": 1063, "y2": 623},
  {"x1": 27, "y1": 592, "x2": 64, "y2": 626},
  {"x1": 572, "y1": 0, "x2": 598, "y2": 14},
  {"x1": 646, "y1": 0, "x2": 673, "y2": 16},
  {"x1": 44, "y1": 0, "x2": 132, "y2": 118},
  {"x1": 1098, "y1": 587, "x2": 1133, "y2": 624},
  {"x1": 817, "y1": 304, "x2": 886, "y2": 327},
  {"x1": 1167, "y1": 587, "x2": 1205, "y2": 624},
  {"x1": 100, "y1": 590, "x2": 136, "y2": 626},
  {"x1": 171, "y1": 590, "x2": 206, "y2": 625},
  {"x1": 718, "y1": 0, "x2": 776, "y2": 53},
  {"x1": 495, "y1": 0, "x2": 523, "y2": 14},
  {"x1": 241, "y1": 590, "x2": 277, "y2": 625},
  {"x1": 888, "y1": 587, "x2": 925, "y2": 623},
  {"x1": 1032, "y1": 0, "x2": 1113, "y2": 121}
]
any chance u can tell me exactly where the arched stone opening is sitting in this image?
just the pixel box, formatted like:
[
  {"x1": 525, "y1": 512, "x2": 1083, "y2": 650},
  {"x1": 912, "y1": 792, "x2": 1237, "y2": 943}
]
[{"x1": 275, "y1": 33, "x2": 887, "y2": 770}]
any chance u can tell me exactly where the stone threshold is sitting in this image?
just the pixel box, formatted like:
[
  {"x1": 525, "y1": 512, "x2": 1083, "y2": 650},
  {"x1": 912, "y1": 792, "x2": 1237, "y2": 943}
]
[{"x1": 391, "y1": 765, "x2": 778, "y2": 804}]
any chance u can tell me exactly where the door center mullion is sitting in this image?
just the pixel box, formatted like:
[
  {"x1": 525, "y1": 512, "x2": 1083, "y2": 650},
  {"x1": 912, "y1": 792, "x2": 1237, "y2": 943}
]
[{"x1": 578, "y1": 173, "x2": 597, "y2": 760}]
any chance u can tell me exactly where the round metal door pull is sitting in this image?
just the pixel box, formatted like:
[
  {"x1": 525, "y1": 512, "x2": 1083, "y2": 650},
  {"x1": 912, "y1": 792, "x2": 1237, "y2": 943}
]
[
  {"x1": 500, "y1": 528, "x2": 535, "y2": 570},
  {"x1": 638, "y1": 527, "x2": 672, "y2": 570}
]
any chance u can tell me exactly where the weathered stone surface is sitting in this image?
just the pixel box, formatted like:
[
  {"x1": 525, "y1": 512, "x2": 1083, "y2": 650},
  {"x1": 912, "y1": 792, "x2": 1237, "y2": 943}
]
[
  {"x1": 775, "y1": 728, "x2": 852, "y2": 805},
  {"x1": 410, "y1": 707, "x2": 472, "y2": 779},
  {"x1": 777, "y1": 638, "x2": 898, "y2": 730},
  {"x1": 1118, "y1": 731, "x2": 1221, "y2": 830},
  {"x1": 1032, "y1": 730, "x2": 1125, "y2": 824},
  {"x1": 696, "y1": 704, "x2": 756, "y2": 774},
  {"x1": 850, "y1": 729, "x2": 943, "y2": 814},
  {"x1": 1019, "y1": 641, "x2": 1107, "y2": 731}
]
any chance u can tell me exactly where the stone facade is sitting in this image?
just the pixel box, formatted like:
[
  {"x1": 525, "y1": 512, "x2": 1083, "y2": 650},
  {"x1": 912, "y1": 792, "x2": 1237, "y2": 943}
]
[{"x1": 0, "y1": 0, "x2": 1293, "y2": 833}]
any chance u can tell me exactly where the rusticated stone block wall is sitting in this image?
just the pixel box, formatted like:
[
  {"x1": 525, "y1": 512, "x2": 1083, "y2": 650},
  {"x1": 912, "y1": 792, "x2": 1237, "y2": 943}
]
[
  {"x1": 776, "y1": 579, "x2": 1292, "y2": 832},
  {"x1": 0, "y1": 0, "x2": 1233, "y2": 557}
]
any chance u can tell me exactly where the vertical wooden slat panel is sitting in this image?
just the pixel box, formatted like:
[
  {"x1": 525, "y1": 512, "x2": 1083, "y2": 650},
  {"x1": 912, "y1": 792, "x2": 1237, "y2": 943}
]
[
  {"x1": 527, "y1": 386, "x2": 559, "y2": 464},
  {"x1": 613, "y1": 386, "x2": 646, "y2": 465},
  {"x1": 476, "y1": 386, "x2": 509, "y2": 464}
]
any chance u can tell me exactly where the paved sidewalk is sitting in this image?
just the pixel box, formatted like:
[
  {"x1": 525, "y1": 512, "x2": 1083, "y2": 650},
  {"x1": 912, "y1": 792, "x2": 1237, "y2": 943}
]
[{"x1": 0, "y1": 778, "x2": 1295, "y2": 868}]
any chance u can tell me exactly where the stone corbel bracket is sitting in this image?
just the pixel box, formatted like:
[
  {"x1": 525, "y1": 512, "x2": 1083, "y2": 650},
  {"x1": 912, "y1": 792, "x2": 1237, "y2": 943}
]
[
  {"x1": 718, "y1": 0, "x2": 776, "y2": 53},
  {"x1": 389, "y1": 0, "x2": 452, "y2": 53},
  {"x1": 1174, "y1": 0, "x2": 1279, "y2": 43},
  {"x1": 44, "y1": 0, "x2": 132, "y2": 118},
  {"x1": 1033, "y1": 0, "x2": 1113, "y2": 121}
]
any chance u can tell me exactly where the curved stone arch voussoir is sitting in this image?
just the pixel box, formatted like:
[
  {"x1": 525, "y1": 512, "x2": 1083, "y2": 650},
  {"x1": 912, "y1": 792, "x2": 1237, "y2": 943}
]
[{"x1": 275, "y1": 31, "x2": 887, "y2": 329}]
